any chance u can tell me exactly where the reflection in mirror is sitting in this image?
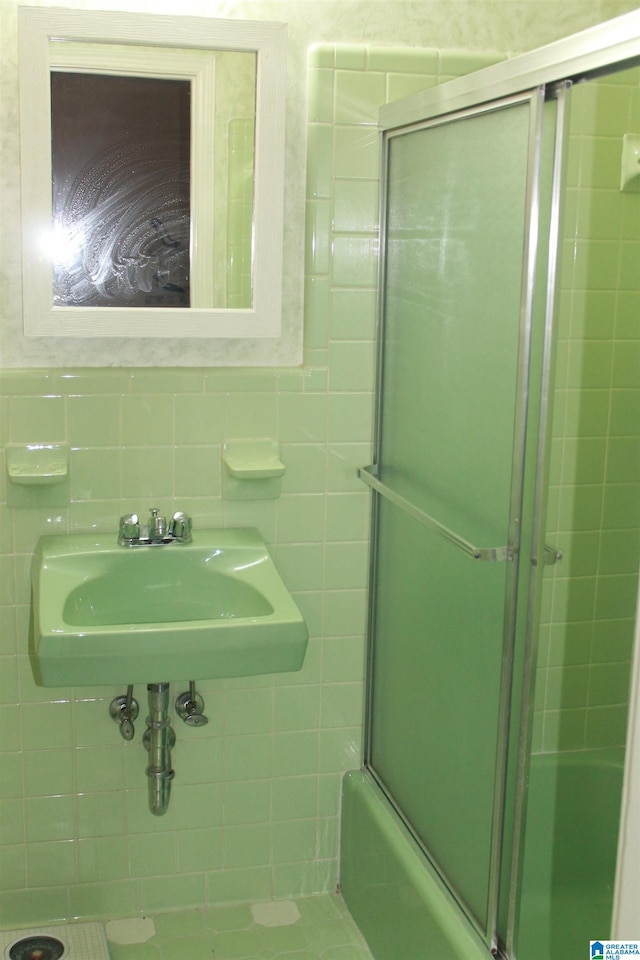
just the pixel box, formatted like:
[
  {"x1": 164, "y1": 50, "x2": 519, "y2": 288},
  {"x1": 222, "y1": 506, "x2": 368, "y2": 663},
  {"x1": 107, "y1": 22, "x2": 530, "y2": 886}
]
[
  {"x1": 49, "y1": 45, "x2": 257, "y2": 311},
  {"x1": 18, "y1": 7, "x2": 284, "y2": 341},
  {"x1": 51, "y1": 72, "x2": 192, "y2": 308},
  {"x1": 213, "y1": 52, "x2": 257, "y2": 310}
]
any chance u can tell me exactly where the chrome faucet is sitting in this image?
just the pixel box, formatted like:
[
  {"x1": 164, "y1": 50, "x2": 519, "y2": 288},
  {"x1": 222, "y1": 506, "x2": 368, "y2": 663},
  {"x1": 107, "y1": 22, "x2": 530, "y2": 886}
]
[
  {"x1": 148, "y1": 508, "x2": 166, "y2": 541},
  {"x1": 118, "y1": 508, "x2": 192, "y2": 546}
]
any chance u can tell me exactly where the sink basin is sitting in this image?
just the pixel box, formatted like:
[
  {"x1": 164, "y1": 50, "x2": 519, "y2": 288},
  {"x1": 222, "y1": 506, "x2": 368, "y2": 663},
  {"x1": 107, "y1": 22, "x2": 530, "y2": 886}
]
[{"x1": 30, "y1": 527, "x2": 308, "y2": 686}]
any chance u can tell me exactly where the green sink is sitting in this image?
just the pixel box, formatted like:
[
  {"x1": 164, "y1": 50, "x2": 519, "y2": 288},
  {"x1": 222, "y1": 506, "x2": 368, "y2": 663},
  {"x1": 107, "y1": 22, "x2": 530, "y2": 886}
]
[{"x1": 30, "y1": 528, "x2": 308, "y2": 686}]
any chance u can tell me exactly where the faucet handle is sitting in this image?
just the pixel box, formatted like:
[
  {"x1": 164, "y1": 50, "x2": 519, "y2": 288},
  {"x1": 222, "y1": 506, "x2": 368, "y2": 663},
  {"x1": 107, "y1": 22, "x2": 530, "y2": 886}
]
[
  {"x1": 119, "y1": 513, "x2": 140, "y2": 540},
  {"x1": 170, "y1": 511, "x2": 192, "y2": 541}
]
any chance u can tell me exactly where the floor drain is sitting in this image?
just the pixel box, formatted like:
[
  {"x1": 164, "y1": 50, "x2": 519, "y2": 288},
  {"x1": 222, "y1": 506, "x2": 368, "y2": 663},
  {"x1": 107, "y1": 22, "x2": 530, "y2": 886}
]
[
  {"x1": 6, "y1": 936, "x2": 66, "y2": 960},
  {"x1": 0, "y1": 923, "x2": 108, "y2": 960}
]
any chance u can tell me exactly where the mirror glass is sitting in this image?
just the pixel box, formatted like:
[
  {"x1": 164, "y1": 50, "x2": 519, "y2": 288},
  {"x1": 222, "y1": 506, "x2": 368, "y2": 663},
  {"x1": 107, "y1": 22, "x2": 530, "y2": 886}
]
[
  {"x1": 51, "y1": 71, "x2": 193, "y2": 308},
  {"x1": 50, "y1": 49, "x2": 256, "y2": 311},
  {"x1": 18, "y1": 8, "x2": 285, "y2": 341}
]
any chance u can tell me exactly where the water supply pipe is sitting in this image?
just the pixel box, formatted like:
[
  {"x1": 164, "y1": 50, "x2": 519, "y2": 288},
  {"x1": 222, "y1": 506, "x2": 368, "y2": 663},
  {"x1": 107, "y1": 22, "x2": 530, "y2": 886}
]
[{"x1": 143, "y1": 683, "x2": 175, "y2": 816}]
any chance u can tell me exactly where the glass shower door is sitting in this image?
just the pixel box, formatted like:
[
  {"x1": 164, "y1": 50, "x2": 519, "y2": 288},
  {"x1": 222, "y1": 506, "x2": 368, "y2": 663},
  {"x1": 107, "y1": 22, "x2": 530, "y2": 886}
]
[{"x1": 365, "y1": 91, "x2": 547, "y2": 949}]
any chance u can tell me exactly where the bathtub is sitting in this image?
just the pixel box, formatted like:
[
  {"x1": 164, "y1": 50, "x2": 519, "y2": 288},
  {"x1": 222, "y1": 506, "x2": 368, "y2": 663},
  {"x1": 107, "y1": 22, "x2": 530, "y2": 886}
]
[
  {"x1": 340, "y1": 750, "x2": 624, "y2": 960},
  {"x1": 515, "y1": 747, "x2": 624, "y2": 960},
  {"x1": 340, "y1": 770, "x2": 492, "y2": 960}
]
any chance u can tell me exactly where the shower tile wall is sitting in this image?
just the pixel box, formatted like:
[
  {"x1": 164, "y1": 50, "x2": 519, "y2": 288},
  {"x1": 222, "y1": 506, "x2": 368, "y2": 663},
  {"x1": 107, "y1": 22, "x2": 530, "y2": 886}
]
[
  {"x1": 534, "y1": 67, "x2": 640, "y2": 754},
  {"x1": 0, "y1": 45, "x2": 501, "y2": 927}
]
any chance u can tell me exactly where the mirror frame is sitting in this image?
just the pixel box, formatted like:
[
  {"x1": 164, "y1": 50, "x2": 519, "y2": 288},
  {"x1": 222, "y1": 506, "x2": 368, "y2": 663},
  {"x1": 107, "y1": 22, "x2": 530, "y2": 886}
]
[{"x1": 18, "y1": 6, "x2": 286, "y2": 340}]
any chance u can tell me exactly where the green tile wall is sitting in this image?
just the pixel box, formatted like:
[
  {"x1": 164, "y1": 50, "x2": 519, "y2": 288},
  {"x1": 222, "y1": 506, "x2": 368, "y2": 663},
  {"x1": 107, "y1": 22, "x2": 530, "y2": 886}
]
[
  {"x1": 0, "y1": 42, "x2": 503, "y2": 927},
  {"x1": 0, "y1": 363, "x2": 366, "y2": 924},
  {"x1": 533, "y1": 67, "x2": 640, "y2": 754}
]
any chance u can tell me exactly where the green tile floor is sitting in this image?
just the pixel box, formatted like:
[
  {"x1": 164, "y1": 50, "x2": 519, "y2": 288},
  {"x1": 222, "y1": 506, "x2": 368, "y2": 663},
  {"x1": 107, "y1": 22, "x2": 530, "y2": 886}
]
[{"x1": 105, "y1": 894, "x2": 373, "y2": 960}]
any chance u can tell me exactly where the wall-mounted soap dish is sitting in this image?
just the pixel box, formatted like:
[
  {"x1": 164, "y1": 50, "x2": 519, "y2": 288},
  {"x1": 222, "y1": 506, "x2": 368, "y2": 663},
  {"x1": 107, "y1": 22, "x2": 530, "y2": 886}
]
[
  {"x1": 6, "y1": 443, "x2": 70, "y2": 507},
  {"x1": 6, "y1": 444, "x2": 69, "y2": 485},
  {"x1": 222, "y1": 440, "x2": 285, "y2": 500}
]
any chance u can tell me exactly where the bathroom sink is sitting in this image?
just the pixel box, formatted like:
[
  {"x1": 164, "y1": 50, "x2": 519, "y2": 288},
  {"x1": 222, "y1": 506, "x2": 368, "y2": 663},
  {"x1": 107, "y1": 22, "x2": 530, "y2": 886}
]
[{"x1": 30, "y1": 528, "x2": 308, "y2": 686}]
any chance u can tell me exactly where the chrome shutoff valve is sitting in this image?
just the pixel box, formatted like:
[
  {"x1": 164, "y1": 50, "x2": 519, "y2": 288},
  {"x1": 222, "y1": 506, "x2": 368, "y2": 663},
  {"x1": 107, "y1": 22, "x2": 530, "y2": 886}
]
[
  {"x1": 110, "y1": 686, "x2": 139, "y2": 740},
  {"x1": 175, "y1": 681, "x2": 209, "y2": 727}
]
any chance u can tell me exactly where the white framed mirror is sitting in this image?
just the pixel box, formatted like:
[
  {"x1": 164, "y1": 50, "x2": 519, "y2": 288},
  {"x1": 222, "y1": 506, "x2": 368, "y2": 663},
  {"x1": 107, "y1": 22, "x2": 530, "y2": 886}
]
[{"x1": 18, "y1": 6, "x2": 286, "y2": 340}]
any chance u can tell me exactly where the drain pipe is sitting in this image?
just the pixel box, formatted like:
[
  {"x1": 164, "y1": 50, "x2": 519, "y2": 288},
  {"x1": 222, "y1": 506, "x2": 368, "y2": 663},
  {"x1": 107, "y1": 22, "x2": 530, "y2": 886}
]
[{"x1": 143, "y1": 683, "x2": 175, "y2": 816}]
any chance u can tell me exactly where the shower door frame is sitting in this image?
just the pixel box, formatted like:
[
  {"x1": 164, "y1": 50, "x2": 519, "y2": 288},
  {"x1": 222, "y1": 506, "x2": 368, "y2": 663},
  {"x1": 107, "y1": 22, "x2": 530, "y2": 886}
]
[
  {"x1": 364, "y1": 8, "x2": 640, "y2": 957},
  {"x1": 364, "y1": 84, "x2": 551, "y2": 955}
]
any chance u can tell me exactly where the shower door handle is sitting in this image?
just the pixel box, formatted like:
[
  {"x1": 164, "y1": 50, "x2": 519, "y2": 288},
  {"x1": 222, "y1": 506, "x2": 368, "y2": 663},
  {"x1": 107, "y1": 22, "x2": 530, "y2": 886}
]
[
  {"x1": 358, "y1": 465, "x2": 511, "y2": 563},
  {"x1": 542, "y1": 544, "x2": 563, "y2": 566}
]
